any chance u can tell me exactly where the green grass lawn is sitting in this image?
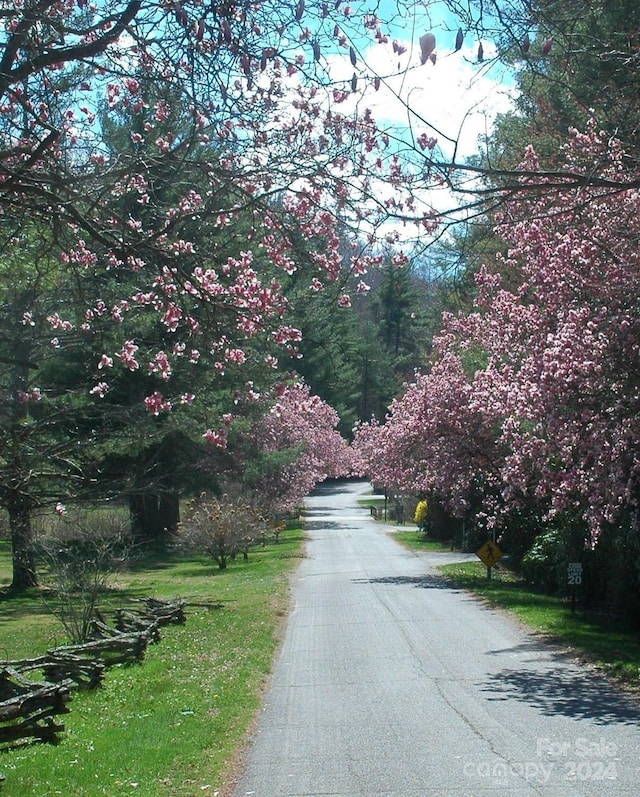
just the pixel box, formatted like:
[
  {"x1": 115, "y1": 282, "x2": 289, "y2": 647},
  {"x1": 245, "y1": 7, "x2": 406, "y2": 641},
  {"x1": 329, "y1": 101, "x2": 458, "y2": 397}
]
[
  {"x1": 357, "y1": 496, "x2": 386, "y2": 509},
  {"x1": 439, "y1": 559, "x2": 640, "y2": 688},
  {"x1": 0, "y1": 529, "x2": 304, "y2": 797},
  {"x1": 392, "y1": 528, "x2": 453, "y2": 553}
]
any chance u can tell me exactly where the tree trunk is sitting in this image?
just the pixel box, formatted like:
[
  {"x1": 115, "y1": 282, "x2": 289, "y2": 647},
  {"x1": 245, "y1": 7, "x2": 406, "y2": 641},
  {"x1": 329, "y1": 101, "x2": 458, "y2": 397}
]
[
  {"x1": 129, "y1": 493, "x2": 156, "y2": 542},
  {"x1": 129, "y1": 491, "x2": 180, "y2": 542},
  {"x1": 9, "y1": 496, "x2": 38, "y2": 590},
  {"x1": 159, "y1": 492, "x2": 179, "y2": 534}
]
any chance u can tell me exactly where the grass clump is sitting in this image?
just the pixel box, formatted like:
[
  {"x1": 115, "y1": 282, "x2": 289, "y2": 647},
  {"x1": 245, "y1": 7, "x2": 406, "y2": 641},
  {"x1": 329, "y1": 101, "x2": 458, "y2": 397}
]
[{"x1": 0, "y1": 526, "x2": 304, "y2": 796}]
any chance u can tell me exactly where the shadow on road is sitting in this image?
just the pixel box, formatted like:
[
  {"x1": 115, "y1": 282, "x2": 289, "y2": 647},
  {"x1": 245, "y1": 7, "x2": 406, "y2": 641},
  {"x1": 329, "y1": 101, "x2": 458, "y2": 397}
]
[
  {"x1": 480, "y1": 667, "x2": 640, "y2": 725},
  {"x1": 308, "y1": 480, "x2": 366, "y2": 497},
  {"x1": 351, "y1": 574, "x2": 459, "y2": 590},
  {"x1": 304, "y1": 520, "x2": 357, "y2": 531},
  {"x1": 303, "y1": 505, "x2": 368, "y2": 514},
  {"x1": 484, "y1": 639, "x2": 569, "y2": 662}
]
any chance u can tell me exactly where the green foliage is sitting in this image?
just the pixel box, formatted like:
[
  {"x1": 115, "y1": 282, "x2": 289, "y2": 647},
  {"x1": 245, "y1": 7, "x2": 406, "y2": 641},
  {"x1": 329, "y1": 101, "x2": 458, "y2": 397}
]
[
  {"x1": 583, "y1": 518, "x2": 640, "y2": 623},
  {"x1": 520, "y1": 528, "x2": 569, "y2": 593},
  {"x1": 241, "y1": 445, "x2": 304, "y2": 490},
  {"x1": 371, "y1": 265, "x2": 416, "y2": 359},
  {"x1": 283, "y1": 279, "x2": 386, "y2": 433},
  {"x1": 281, "y1": 250, "x2": 441, "y2": 432},
  {"x1": 477, "y1": 0, "x2": 640, "y2": 171},
  {"x1": 458, "y1": 342, "x2": 490, "y2": 379},
  {"x1": 516, "y1": 515, "x2": 640, "y2": 625},
  {"x1": 348, "y1": 326, "x2": 398, "y2": 425},
  {"x1": 367, "y1": 262, "x2": 433, "y2": 373}
]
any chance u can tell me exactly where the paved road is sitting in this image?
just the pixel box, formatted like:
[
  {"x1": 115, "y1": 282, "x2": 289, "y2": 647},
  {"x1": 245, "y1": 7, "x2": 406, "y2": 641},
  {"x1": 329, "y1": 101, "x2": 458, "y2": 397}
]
[{"x1": 230, "y1": 480, "x2": 640, "y2": 796}]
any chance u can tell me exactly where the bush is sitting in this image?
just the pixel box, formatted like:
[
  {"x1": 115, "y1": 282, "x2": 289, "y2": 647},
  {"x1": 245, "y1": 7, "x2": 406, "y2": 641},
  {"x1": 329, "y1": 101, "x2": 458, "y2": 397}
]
[
  {"x1": 413, "y1": 500, "x2": 429, "y2": 533},
  {"x1": 519, "y1": 519, "x2": 590, "y2": 597},
  {"x1": 520, "y1": 528, "x2": 567, "y2": 593},
  {"x1": 178, "y1": 494, "x2": 265, "y2": 570},
  {"x1": 38, "y1": 511, "x2": 131, "y2": 643}
]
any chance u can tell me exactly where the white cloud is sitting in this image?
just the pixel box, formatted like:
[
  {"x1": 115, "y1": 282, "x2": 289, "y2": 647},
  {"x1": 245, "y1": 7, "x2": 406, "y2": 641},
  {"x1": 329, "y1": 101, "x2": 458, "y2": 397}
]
[{"x1": 328, "y1": 35, "x2": 517, "y2": 162}]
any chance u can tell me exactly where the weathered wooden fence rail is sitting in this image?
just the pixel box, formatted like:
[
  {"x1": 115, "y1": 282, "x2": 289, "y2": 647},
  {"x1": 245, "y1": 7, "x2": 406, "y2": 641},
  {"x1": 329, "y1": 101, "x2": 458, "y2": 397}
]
[
  {"x1": 5, "y1": 652, "x2": 105, "y2": 690},
  {"x1": 0, "y1": 666, "x2": 72, "y2": 745},
  {"x1": 0, "y1": 598, "x2": 186, "y2": 748}
]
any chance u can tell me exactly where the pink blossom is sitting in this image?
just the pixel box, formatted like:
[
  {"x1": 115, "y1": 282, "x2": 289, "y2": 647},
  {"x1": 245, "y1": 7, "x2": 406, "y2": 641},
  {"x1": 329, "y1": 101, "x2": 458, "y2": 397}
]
[
  {"x1": 144, "y1": 391, "x2": 172, "y2": 416},
  {"x1": 417, "y1": 133, "x2": 437, "y2": 151},
  {"x1": 203, "y1": 429, "x2": 227, "y2": 447},
  {"x1": 47, "y1": 313, "x2": 73, "y2": 331},
  {"x1": 237, "y1": 383, "x2": 351, "y2": 514},
  {"x1": 154, "y1": 99, "x2": 171, "y2": 121},
  {"x1": 225, "y1": 347, "x2": 247, "y2": 365},
  {"x1": 353, "y1": 125, "x2": 640, "y2": 541},
  {"x1": 117, "y1": 341, "x2": 140, "y2": 371},
  {"x1": 148, "y1": 351, "x2": 171, "y2": 380},
  {"x1": 272, "y1": 325, "x2": 303, "y2": 344},
  {"x1": 90, "y1": 382, "x2": 109, "y2": 398}
]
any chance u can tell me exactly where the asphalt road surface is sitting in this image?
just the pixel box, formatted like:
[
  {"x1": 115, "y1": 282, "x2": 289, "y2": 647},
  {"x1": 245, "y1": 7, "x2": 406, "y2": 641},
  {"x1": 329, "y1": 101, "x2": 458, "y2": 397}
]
[{"x1": 230, "y1": 480, "x2": 640, "y2": 796}]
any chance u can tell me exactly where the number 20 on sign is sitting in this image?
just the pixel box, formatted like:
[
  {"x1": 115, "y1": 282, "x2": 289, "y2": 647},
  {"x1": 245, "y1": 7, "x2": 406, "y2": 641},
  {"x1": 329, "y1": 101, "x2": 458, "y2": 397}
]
[{"x1": 567, "y1": 563, "x2": 583, "y2": 585}]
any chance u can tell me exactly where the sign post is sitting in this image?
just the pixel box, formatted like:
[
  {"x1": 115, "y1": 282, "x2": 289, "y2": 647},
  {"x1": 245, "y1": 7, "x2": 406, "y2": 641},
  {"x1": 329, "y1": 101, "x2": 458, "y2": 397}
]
[{"x1": 567, "y1": 562, "x2": 583, "y2": 614}]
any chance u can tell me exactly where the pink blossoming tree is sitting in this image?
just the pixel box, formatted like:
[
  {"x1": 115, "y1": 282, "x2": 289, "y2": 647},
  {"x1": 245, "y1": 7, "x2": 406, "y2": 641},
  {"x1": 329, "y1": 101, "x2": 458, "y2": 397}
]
[
  {"x1": 354, "y1": 123, "x2": 640, "y2": 549},
  {"x1": 1, "y1": 0, "x2": 435, "y2": 588},
  {"x1": 238, "y1": 382, "x2": 352, "y2": 516}
]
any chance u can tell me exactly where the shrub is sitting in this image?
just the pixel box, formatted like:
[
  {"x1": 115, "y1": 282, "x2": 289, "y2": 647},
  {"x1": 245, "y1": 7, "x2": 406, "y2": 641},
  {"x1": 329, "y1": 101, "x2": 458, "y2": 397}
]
[
  {"x1": 178, "y1": 494, "x2": 265, "y2": 570},
  {"x1": 38, "y1": 511, "x2": 131, "y2": 643}
]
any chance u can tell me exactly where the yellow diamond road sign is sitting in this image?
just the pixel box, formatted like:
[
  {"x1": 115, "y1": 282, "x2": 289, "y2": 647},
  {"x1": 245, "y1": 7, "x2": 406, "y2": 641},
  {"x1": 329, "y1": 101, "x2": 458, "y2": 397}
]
[{"x1": 476, "y1": 540, "x2": 503, "y2": 568}]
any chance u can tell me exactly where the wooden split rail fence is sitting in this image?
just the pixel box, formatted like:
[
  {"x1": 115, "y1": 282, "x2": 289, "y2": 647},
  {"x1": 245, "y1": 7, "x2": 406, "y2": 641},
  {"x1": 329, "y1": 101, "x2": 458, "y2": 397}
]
[{"x1": 0, "y1": 598, "x2": 186, "y2": 748}]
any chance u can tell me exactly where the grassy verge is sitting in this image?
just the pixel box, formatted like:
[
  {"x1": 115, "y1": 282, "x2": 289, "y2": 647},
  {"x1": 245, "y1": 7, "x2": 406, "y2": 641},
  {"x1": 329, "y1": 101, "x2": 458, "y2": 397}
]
[
  {"x1": 439, "y1": 559, "x2": 640, "y2": 687},
  {"x1": 357, "y1": 497, "x2": 385, "y2": 509},
  {"x1": 0, "y1": 528, "x2": 304, "y2": 796},
  {"x1": 392, "y1": 529, "x2": 453, "y2": 553}
]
